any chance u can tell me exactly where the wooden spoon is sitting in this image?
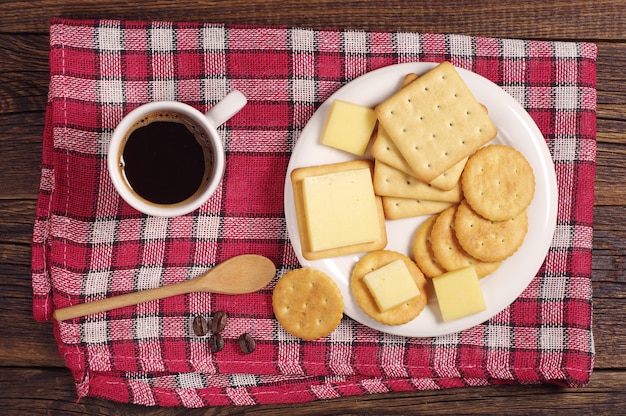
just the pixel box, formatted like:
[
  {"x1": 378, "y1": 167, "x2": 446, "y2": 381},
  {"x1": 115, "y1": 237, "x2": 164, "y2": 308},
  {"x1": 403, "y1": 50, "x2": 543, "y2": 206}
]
[{"x1": 53, "y1": 254, "x2": 276, "y2": 321}]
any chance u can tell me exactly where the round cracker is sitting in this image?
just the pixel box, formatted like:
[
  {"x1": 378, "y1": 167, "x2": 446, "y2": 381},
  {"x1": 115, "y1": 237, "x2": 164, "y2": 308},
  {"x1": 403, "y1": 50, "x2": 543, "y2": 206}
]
[
  {"x1": 272, "y1": 268, "x2": 343, "y2": 340},
  {"x1": 412, "y1": 215, "x2": 446, "y2": 278},
  {"x1": 430, "y1": 205, "x2": 501, "y2": 278},
  {"x1": 454, "y1": 199, "x2": 528, "y2": 262},
  {"x1": 461, "y1": 144, "x2": 535, "y2": 221},
  {"x1": 350, "y1": 250, "x2": 428, "y2": 325}
]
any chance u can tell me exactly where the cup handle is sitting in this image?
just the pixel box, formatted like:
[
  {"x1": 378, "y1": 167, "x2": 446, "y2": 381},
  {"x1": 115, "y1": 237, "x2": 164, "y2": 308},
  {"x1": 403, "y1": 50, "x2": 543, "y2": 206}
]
[{"x1": 205, "y1": 90, "x2": 247, "y2": 127}]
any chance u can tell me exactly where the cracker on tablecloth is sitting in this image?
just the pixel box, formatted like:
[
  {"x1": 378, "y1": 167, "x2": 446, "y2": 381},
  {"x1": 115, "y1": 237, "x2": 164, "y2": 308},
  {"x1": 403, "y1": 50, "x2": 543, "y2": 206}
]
[{"x1": 273, "y1": 268, "x2": 344, "y2": 340}]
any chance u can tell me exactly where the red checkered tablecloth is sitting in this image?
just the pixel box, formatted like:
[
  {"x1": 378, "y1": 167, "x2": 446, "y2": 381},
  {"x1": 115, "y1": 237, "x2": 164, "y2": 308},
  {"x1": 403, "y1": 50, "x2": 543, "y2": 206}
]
[{"x1": 32, "y1": 19, "x2": 596, "y2": 407}]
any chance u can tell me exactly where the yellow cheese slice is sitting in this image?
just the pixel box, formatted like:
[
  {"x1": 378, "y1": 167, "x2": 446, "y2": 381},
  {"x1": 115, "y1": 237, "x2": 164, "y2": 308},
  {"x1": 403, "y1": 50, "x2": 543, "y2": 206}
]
[
  {"x1": 321, "y1": 100, "x2": 377, "y2": 156},
  {"x1": 302, "y1": 167, "x2": 380, "y2": 252},
  {"x1": 432, "y1": 266, "x2": 486, "y2": 322},
  {"x1": 363, "y1": 259, "x2": 420, "y2": 312}
]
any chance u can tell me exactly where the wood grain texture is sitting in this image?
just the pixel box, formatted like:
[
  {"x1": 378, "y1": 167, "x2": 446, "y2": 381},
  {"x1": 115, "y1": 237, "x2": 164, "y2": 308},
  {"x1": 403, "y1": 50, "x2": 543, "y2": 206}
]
[
  {"x1": 0, "y1": 0, "x2": 625, "y2": 39},
  {"x1": 0, "y1": 1, "x2": 624, "y2": 414}
]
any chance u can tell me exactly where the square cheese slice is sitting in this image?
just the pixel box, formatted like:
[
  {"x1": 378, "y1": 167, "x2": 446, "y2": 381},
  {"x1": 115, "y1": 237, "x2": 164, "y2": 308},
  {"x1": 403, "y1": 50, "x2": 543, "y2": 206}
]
[
  {"x1": 363, "y1": 259, "x2": 420, "y2": 312},
  {"x1": 302, "y1": 167, "x2": 380, "y2": 252},
  {"x1": 321, "y1": 100, "x2": 377, "y2": 156},
  {"x1": 432, "y1": 266, "x2": 486, "y2": 322},
  {"x1": 290, "y1": 160, "x2": 387, "y2": 260}
]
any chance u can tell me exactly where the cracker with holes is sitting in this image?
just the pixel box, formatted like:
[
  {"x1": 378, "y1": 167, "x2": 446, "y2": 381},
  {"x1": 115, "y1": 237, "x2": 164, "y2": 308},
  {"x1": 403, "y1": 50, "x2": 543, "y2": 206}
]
[
  {"x1": 454, "y1": 200, "x2": 528, "y2": 262},
  {"x1": 272, "y1": 268, "x2": 344, "y2": 340},
  {"x1": 427, "y1": 156, "x2": 468, "y2": 191},
  {"x1": 371, "y1": 125, "x2": 469, "y2": 191},
  {"x1": 402, "y1": 72, "x2": 420, "y2": 85},
  {"x1": 412, "y1": 214, "x2": 446, "y2": 278},
  {"x1": 373, "y1": 160, "x2": 462, "y2": 202},
  {"x1": 370, "y1": 73, "x2": 420, "y2": 179},
  {"x1": 461, "y1": 144, "x2": 535, "y2": 221},
  {"x1": 371, "y1": 125, "x2": 416, "y2": 176},
  {"x1": 375, "y1": 61, "x2": 497, "y2": 183},
  {"x1": 381, "y1": 196, "x2": 454, "y2": 220},
  {"x1": 430, "y1": 205, "x2": 501, "y2": 278},
  {"x1": 350, "y1": 250, "x2": 428, "y2": 325},
  {"x1": 371, "y1": 71, "x2": 471, "y2": 191}
]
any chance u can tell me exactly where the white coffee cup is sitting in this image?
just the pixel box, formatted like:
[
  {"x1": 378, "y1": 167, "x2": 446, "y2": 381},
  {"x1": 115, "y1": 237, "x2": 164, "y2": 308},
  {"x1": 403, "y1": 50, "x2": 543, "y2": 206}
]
[{"x1": 108, "y1": 90, "x2": 247, "y2": 217}]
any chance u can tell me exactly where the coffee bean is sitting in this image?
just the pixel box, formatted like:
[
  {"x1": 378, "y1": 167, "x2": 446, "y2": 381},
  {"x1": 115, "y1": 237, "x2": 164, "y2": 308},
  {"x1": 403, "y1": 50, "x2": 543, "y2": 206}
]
[
  {"x1": 209, "y1": 333, "x2": 224, "y2": 353},
  {"x1": 192, "y1": 315, "x2": 208, "y2": 336},
  {"x1": 211, "y1": 311, "x2": 228, "y2": 333},
  {"x1": 238, "y1": 333, "x2": 256, "y2": 354}
]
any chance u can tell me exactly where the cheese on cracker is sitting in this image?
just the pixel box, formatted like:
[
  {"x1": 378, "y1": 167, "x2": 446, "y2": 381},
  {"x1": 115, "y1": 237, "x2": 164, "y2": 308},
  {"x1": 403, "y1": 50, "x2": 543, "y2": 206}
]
[
  {"x1": 351, "y1": 250, "x2": 428, "y2": 325},
  {"x1": 363, "y1": 259, "x2": 421, "y2": 312},
  {"x1": 375, "y1": 61, "x2": 497, "y2": 183},
  {"x1": 302, "y1": 167, "x2": 380, "y2": 251},
  {"x1": 290, "y1": 160, "x2": 387, "y2": 260}
]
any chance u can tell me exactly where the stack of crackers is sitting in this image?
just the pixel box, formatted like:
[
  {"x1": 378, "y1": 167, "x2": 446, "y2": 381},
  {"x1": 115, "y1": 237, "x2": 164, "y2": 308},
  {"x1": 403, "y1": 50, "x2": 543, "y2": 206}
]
[
  {"x1": 413, "y1": 144, "x2": 534, "y2": 280},
  {"x1": 372, "y1": 62, "x2": 495, "y2": 219}
]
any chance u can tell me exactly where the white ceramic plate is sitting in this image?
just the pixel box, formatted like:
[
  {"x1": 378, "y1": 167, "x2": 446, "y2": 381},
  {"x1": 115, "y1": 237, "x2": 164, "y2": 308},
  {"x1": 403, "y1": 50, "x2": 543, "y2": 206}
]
[{"x1": 284, "y1": 62, "x2": 557, "y2": 337}]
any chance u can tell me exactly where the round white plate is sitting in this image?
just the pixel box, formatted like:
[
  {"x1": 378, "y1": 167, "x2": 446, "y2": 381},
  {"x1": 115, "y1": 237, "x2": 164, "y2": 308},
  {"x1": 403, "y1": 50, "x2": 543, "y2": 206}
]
[{"x1": 284, "y1": 62, "x2": 557, "y2": 337}]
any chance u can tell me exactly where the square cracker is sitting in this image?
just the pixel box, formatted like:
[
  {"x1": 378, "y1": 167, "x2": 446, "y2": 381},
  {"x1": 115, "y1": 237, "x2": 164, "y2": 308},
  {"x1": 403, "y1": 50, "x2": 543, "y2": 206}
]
[
  {"x1": 375, "y1": 61, "x2": 497, "y2": 183},
  {"x1": 373, "y1": 160, "x2": 462, "y2": 203},
  {"x1": 291, "y1": 160, "x2": 387, "y2": 260},
  {"x1": 371, "y1": 125, "x2": 468, "y2": 191},
  {"x1": 381, "y1": 196, "x2": 454, "y2": 220}
]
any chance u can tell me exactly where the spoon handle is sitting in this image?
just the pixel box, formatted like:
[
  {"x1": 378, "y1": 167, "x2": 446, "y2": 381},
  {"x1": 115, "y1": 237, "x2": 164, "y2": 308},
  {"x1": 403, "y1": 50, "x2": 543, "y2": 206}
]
[{"x1": 53, "y1": 278, "x2": 200, "y2": 321}]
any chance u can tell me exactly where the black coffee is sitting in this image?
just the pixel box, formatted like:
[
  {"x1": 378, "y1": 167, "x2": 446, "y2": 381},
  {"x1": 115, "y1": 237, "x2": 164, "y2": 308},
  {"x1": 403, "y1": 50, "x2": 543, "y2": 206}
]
[{"x1": 120, "y1": 113, "x2": 213, "y2": 205}]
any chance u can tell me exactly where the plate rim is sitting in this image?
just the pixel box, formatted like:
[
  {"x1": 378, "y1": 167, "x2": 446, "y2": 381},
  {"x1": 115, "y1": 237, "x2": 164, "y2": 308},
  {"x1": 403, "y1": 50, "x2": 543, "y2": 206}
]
[{"x1": 284, "y1": 62, "x2": 558, "y2": 337}]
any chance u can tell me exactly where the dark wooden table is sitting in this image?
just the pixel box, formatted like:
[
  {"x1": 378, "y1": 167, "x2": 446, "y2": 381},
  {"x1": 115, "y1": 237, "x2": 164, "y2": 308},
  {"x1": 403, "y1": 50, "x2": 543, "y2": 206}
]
[{"x1": 1, "y1": 1, "x2": 624, "y2": 414}]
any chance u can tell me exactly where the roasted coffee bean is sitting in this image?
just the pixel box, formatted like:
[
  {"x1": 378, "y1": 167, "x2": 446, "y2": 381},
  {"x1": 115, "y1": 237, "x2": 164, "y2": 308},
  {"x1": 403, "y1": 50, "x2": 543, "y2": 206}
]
[
  {"x1": 211, "y1": 311, "x2": 228, "y2": 333},
  {"x1": 209, "y1": 333, "x2": 224, "y2": 353},
  {"x1": 192, "y1": 315, "x2": 208, "y2": 336},
  {"x1": 238, "y1": 333, "x2": 256, "y2": 354}
]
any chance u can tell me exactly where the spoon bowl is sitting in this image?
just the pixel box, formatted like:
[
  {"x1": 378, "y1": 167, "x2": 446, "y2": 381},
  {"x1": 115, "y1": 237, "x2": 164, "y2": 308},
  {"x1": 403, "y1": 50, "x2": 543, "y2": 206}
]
[{"x1": 53, "y1": 254, "x2": 276, "y2": 321}]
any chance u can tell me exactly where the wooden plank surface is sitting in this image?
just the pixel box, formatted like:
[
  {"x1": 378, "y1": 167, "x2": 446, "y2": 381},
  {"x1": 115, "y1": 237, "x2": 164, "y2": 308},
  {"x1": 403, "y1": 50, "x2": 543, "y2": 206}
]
[{"x1": 1, "y1": 1, "x2": 624, "y2": 414}]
